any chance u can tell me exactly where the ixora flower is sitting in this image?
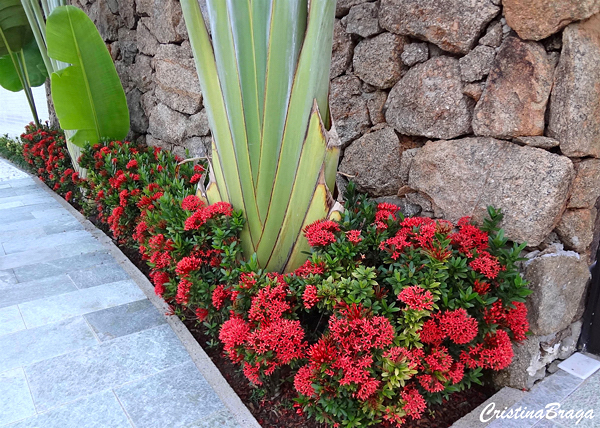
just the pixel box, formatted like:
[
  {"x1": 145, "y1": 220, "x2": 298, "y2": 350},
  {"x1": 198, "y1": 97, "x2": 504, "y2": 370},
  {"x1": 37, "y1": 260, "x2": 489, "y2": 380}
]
[{"x1": 398, "y1": 286, "x2": 434, "y2": 311}]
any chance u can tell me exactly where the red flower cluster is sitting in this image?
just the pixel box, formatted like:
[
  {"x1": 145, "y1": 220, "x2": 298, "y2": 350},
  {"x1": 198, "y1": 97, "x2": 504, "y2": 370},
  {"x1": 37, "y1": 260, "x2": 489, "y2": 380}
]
[
  {"x1": 184, "y1": 201, "x2": 233, "y2": 230},
  {"x1": 398, "y1": 286, "x2": 434, "y2": 311},
  {"x1": 374, "y1": 202, "x2": 399, "y2": 229},
  {"x1": 304, "y1": 219, "x2": 340, "y2": 246},
  {"x1": 419, "y1": 308, "x2": 478, "y2": 346}
]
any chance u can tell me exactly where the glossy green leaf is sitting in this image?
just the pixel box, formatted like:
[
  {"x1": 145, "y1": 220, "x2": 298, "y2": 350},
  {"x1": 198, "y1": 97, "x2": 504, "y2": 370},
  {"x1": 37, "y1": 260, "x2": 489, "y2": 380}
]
[
  {"x1": 0, "y1": 0, "x2": 30, "y2": 55},
  {"x1": 46, "y1": 6, "x2": 129, "y2": 147},
  {"x1": 0, "y1": 37, "x2": 47, "y2": 91}
]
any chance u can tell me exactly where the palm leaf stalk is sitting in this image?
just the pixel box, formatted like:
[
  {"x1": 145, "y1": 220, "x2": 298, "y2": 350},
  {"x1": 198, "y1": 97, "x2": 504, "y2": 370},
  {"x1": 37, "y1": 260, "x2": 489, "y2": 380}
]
[{"x1": 180, "y1": 0, "x2": 342, "y2": 273}]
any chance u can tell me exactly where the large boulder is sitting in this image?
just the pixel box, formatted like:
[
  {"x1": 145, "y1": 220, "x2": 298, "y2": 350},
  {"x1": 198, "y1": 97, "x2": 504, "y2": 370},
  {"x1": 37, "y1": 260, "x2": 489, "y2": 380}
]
[
  {"x1": 385, "y1": 57, "x2": 473, "y2": 139},
  {"x1": 338, "y1": 126, "x2": 401, "y2": 196},
  {"x1": 329, "y1": 75, "x2": 371, "y2": 145},
  {"x1": 503, "y1": 0, "x2": 600, "y2": 41},
  {"x1": 331, "y1": 20, "x2": 354, "y2": 79},
  {"x1": 154, "y1": 44, "x2": 203, "y2": 115},
  {"x1": 568, "y1": 159, "x2": 600, "y2": 209},
  {"x1": 523, "y1": 245, "x2": 591, "y2": 335},
  {"x1": 548, "y1": 15, "x2": 600, "y2": 158},
  {"x1": 408, "y1": 138, "x2": 575, "y2": 246},
  {"x1": 353, "y1": 33, "x2": 407, "y2": 89},
  {"x1": 472, "y1": 36, "x2": 553, "y2": 138},
  {"x1": 379, "y1": 0, "x2": 500, "y2": 54}
]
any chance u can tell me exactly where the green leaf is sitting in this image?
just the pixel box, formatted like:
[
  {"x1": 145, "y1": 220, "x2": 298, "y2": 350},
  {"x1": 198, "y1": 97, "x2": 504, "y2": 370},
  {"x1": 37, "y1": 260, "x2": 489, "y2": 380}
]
[
  {"x1": 46, "y1": 6, "x2": 129, "y2": 147},
  {"x1": 0, "y1": 37, "x2": 47, "y2": 91},
  {"x1": 0, "y1": 0, "x2": 31, "y2": 55}
]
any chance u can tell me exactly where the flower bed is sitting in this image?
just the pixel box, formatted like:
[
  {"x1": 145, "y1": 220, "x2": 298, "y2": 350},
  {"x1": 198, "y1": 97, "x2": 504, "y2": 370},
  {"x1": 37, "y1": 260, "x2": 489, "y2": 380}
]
[{"x1": 2, "y1": 124, "x2": 533, "y2": 428}]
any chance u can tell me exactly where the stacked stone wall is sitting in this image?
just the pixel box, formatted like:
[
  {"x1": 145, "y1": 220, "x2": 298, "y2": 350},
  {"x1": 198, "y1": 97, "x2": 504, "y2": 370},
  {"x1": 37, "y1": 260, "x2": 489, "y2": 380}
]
[{"x1": 67, "y1": 0, "x2": 600, "y2": 389}]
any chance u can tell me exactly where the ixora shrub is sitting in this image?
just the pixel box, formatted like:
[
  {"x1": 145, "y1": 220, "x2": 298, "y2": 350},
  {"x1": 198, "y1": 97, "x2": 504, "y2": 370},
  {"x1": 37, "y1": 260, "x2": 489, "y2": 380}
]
[
  {"x1": 20, "y1": 123, "x2": 83, "y2": 201},
  {"x1": 217, "y1": 184, "x2": 531, "y2": 427}
]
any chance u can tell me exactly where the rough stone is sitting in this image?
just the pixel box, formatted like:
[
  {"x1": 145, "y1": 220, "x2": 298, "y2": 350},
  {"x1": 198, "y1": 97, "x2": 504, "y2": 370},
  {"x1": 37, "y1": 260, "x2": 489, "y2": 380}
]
[
  {"x1": 117, "y1": 0, "x2": 136, "y2": 30},
  {"x1": 472, "y1": 36, "x2": 553, "y2": 138},
  {"x1": 339, "y1": 126, "x2": 401, "y2": 196},
  {"x1": 130, "y1": 55, "x2": 154, "y2": 93},
  {"x1": 329, "y1": 75, "x2": 371, "y2": 145},
  {"x1": 186, "y1": 109, "x2": 210, "y2": 138},
  {"x1": 548, "y1": 16, "x2": 600, "y2": 158},
  {"x1": 146, "y1": 135, "x2": 173, "y2": 154},
  {"x1": 479, "y1": 20, "x2": 503, "y2": 47},
  {"x1": 353, "y1": 33, "x2": 407, "y2": 89},
  {"x1": 385, "y1": 56, "x2": 472, "y2": 139},
  {"x1": 331, "y1": 20, "x2": 354, "y2": 79},
  {"x1": 503, "y1": 0, "x2": 600, "y2": 41},
  {"x1": 346, "y1": 2, "x2": 382, "y2": 38},
  {"x1": 154, "y1": 45, "x2": 202, "y2": 115},
  {"x1": 336, "y1": 0, "x2": 371, "y2": 17},
  {"x1": 148, "y1": 104, "x2": 188, "y2": 144},
  {"x1": 543, "y1": 32, "x2": 563, "y2": 51},
  {"x1": 136, "y1": 0, "x2": 152, "y2": 16},
  {"x1": 524, "y1": 246, "x2": 591, "y2": 335},
  {"x1": 379, "y1": 0, "x2": 500, "y2": 54},
  {"x1": 493, "y1": 335, "x2": 544, "y2": 391},
  {"x1": 127, "y1": 89, "x2": 149, "y2": 134},
  {"x1": 115, "y1": 28, "x2": 137, "y2": 66},
  {"x1": 88, "y1": 0, "x2": 119, "y2": 42},
  {"x1": 408, "y1": 138, "x2": 575, "y2": 246},
  {"x1": 182, "y1": 136, "x2": 210, "y2": 158},
  {"x1": 568, "y1": 159, "x2": 600, "y2": 209},
  {"x1": 151, "y1": 0, "x2": 185, "y2": 44},
  {"x1": 462, "y1": 82, "x2": 484, "y2": 102},
  {"x1": 555, "y1": 208, "x2": 597, "y2": 253},
  {"x1": 401, "y1": 43, "x2": 428, "y2": 66},
  {"x1": 363, "y1": 91, "x2": 388, "y2": 125},
  {"x1": 513, "y1": 136, "x2": 560, "y2": 149},
  {"x1": 399, "y1": 147, "x2": 419, "y2": 185},
  {"x1": 459, "y1": 45, "x2": 495, "y2": 82},
  {"x1": 137, "y1": 19, "x2": 159, "y2": 56}
]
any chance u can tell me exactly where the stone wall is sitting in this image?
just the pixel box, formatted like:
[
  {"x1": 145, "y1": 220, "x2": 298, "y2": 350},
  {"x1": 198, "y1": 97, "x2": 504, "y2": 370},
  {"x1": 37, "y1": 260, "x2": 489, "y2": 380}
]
[{"x1": 69, "y1": 0, "x2": 600, "y2": 390}]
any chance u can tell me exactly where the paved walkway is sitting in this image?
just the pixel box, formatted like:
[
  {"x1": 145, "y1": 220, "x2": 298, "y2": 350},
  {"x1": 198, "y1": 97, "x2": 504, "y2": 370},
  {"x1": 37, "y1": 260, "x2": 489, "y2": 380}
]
[{"x1": 0, "y1": 158, "x2": 256, "y2": 428}]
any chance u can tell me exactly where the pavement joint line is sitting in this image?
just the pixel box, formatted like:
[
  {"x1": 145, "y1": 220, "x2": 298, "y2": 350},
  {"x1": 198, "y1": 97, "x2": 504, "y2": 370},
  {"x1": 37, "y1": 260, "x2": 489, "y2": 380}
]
[
  {"x1": 18, "y1": 162, "x2": 262, "y2": 428},
  {"x1": 22, "y1": 366, "x2": 39, "y2": 415},
  {"x1": 111, "y1": 389, "x2": 136, "y2": 428}
]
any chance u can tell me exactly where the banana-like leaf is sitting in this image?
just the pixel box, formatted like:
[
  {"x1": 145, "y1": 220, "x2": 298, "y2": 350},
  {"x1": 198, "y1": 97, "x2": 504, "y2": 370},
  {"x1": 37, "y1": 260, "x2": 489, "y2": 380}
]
[
  {"x1": 0, "y1": 0, "x2": 30, "y2": 55},
  {"x1": 181, "y1": 0, "x2": 339, "y2": 272},
  {"x1": 46, "y1": 6, "x2": 129, "y2": 148},
  {"x1": 0, "y1": 37, "x2": 47, "y2": 91}
]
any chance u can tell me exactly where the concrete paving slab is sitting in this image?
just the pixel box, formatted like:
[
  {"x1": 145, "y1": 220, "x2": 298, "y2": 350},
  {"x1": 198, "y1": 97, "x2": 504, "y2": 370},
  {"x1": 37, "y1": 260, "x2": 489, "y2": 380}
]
[
  {"x1": 0, "y1": 201, "x2": 24, "y2": 210},
  {"x1": 0, "y1": 270, "x2": 17, "y2": 286},
  {"x1": 0, "y1": 317, "x2": 97, "y2": 372},
  {"x1": 0, "y1": 227, "x2": 46, "y2": 244},
  {"x1": 452, "y1": 387, "x2": 528, "y2": 428},
  {"x1": 0, "y1": 214, "x2": 77, "y2": 234},
  {"x1": 0, "y1": 368, "x2": 36, "y2": 426},
  {"x1": 0, "y1": 305, "x2": 25, "y2": 337},
  {"x1": 12, "y1": 252, "x2": 114, "y2": 283},
  {"x1": 3, "y1": 178, "x2": 35, "y2": 188},
  {"x1": 84, "y1": 299, "x2": 166, "y2": 342},
  {"x1": 487, "y1": 370, "x2": 584, "y2": 428},
  {"x1": 0, "y1": 188, "x2": 16, "y2": 198},
  {"x1": 18, "y1": 280, "x2": 146, "y2": 328},
  {"x1": 556, "y1": 369, "x2": 600, "y2": 428},
  {"x1": 25, "y1": 324, "x2": 191, "y2": 412},
  {"x1": 2, "y1": 230, "x2": 96, "y2": 255},
  {"x1": 115, "y1": 361, "x2": 235, "y2": 428},
  {"x1": 4, "y1": 390, "x2": 131, "y2": 428},
  {"x1": 0, "y1": 275, "x2": 77, "y2": 309},
  {"x1": 30, "y1": 207, "x2": 71, "y2": 219},
  {"x1": 0, "y1": 240, "x2": 105, "y2": 271},
  {"x1": 0, "y1": 159, "x2": 29, "y2": 181},
  {"x1": 68, "y1": 262, "x2": 130, "y2": 289}
]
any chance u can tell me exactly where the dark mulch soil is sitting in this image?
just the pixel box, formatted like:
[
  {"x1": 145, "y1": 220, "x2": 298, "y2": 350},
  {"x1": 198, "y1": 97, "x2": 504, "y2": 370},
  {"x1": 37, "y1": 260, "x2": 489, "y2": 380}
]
[{"x1": 89, "y1": 212, "x2": 498, "y2": 428}]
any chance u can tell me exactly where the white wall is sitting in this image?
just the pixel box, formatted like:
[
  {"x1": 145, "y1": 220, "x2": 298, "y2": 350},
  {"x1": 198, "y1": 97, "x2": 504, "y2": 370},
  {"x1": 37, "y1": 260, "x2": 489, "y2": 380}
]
[{"x1": 0, "y1": 86, "x2": 49, "y2": 138}]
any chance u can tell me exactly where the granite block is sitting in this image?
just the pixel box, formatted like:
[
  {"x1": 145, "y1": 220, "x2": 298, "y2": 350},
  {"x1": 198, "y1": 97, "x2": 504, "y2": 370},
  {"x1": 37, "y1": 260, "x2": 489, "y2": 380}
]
[
  {"x1": 25, "y1": 324, "x2": 191, "y2": 411},
  {"x1": 4, "y1": 178, "x2": 36, "y2": 188},
  {"x1": 18, "y1": 280, "x2": 146, "y2": 328},
  {"x1": 0, "y1": 227, "x2": 46, "y2": 244},
  {"x1": 0, "y1": 274, "x2": 77, "y2": 309},
  {"x1": 0, "y1": 368, "x2": 36, "y2": 426},
  {"x1": 84, "y1": 300, "x2": 166, "y2": 342},
  {"x1": 68, "y1": 262, "x2": 130, "y2": 289},
  {"x1": 115, "y1": 361, "x2": 227, "y2": 428},
  {"x1": 3, "y1": 230, "x2": 95, "y2": 254},
  {"x1": 5, "y1": 390, "x2": 131, "y2": 428},
  {"x1": 0, "y1": 305, "x2": 25, "y2": 337},
  {"x1": 0, "y1": 214, "x2": 75, "y2": 234},
  {"x1": 30, "y1": 207, "x2": 70, "y2": 219},
  {"x1": 0, "y1": 317, "x2": 97, "y2": 372},
  {"x1": 11, "y1": 250, "x2": 112, "y2": 281},
  {"x1": 0, "y1": 200, "x2": 24, "y2": 210}
]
